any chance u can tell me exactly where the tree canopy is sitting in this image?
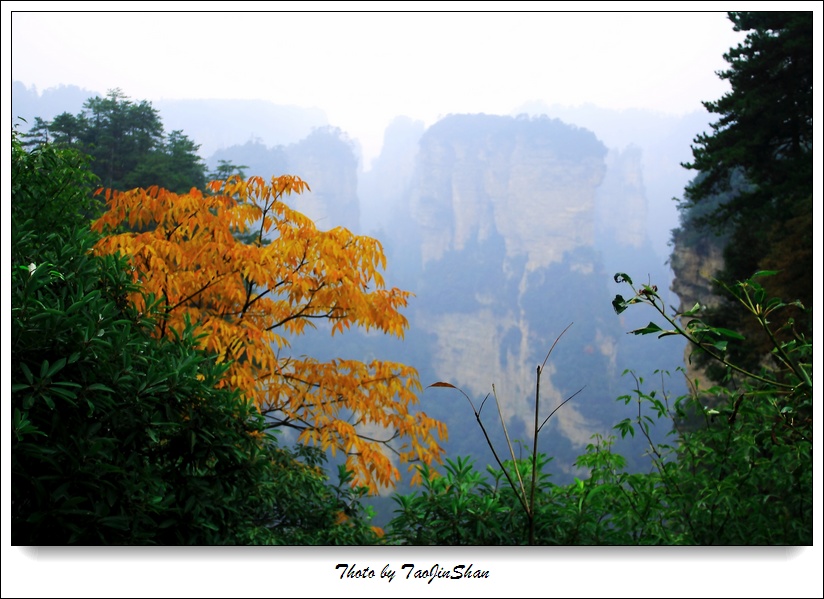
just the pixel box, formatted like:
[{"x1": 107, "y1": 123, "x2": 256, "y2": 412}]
[
  {"x1": 92, "y1": 175, "x2": 447, "y2": 493},
  {"x1": 677, "y1": 11, "x2": 813, "y2": 365},
  {"x1": 683, "y1": 12, "x2": 812, "y2": 218},
  {"x1": 23, "y1": 88, "x2": 206, "y2": 192}
]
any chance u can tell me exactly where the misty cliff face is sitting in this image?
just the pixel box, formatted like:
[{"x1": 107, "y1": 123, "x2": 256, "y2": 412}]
[
  {"x1": 286, "y1": 127, "x2": 360, "y2": 232},
  {"x1": 409, "y1": 114, "x2": 607, "y2": 271},
  {"x1": 669, "y1": 227, "x2": 726, "y2": 393},
  {"x1": 596, "y1": 145, "x2": 648, "y2": 249},
  {"x1": 669, "y1": 235, "x2": 725, "y2": 314},
  {"x1": 360, "y1": 116, "x2": 425, "y2": 236},
  {"x1": 207, "y1": 127, "x2": 360, "y2": 232},
  {"x1": 384, "y1": 114, "x2": 678, "y2": 468}
]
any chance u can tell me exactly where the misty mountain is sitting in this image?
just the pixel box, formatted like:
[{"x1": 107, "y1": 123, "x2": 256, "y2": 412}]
[
  {"x1": 207, "y1": 127, "x2": 361, "y2": 233},
  {"x1": 12, "y1": 82, "x2": 328, "y2": 158},
  {"x1": 12, "y1": 81, "x2": 92, "y2": 126},
  {"x1": 155, "y1": 98, "x2": 328, "y2": 159},
  {"x1": 515, "y1": 101, "x2": 713, "y2": 259},
  {"x1": 214, "y1": 111, "x2": 691, "y2": 512},
  {"x1": 358, "y1": 114, "x2": 686, "y2": 482}
]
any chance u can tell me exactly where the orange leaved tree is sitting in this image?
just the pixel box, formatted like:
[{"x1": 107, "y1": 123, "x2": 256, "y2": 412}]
[{"x1": 92, "y1": 175, "x2": 446, "y2": 492}]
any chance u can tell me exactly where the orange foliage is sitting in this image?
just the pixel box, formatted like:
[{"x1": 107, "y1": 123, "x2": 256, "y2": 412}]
[{"x1": 92, "y1": 175, "x2": 447, "y2": 492}]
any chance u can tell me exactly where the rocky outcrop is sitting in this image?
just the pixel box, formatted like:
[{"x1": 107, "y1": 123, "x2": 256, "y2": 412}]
[
  {"x1": 208, "y1": 127, "x2": 361, "y2": 233},
  {"x1": 409, "y1": 114, "x2": 607, "y2": 271},
  {"x1": 669, "y1": 228, "x2": 726, "y2": 395},
  {"x1": 397, "y1": 115, "x2": 678, "y2": 460},
  {"x1": 286, "y1": 127, "x2": 360, "y2": 232},
  {"x1": 359, "y1": 116, "x2": 425, "y2": 235},
  {"x1": 669, "y1": 235, "x2": 725, "y2": 314},
  {"x1": 596, "y1": 145, "x2": 648, "y2": 249}
]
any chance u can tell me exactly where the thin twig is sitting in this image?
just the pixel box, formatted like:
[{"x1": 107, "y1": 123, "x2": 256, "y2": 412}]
[{"x1": 493, "y1": 384, "x2": 527, "y2": 507}]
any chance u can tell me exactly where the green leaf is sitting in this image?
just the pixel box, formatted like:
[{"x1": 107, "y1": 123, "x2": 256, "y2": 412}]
[
  {"x1": 99, "y1": 516, "x2": 130, "y2": 530},
  {"x1": 751, "y1": 270, "x2": 779, "y2": 279},
  {"x1": 657, "y1": 330, "x2": 680, "y2": 338},
  {"x1": 20, "y1": 362, "x2": 34, "y2": 385},
  {"x1": 630, "y1": 322, "x2": 665, "y2": 336},
  {"x1": 713, "y1": 327, "x2": 745, "y2": 340},
  {"x1": 86, "y1": 383, "x2": 115, "y2": 393}
]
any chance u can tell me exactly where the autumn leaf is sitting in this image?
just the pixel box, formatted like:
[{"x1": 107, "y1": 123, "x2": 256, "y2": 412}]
[
  {"x1": 92, "y1": 174, "x2": 447, "y2": 492},
  {"x1": 428, "y1": 382, "x2": 458, "y2": 389}
]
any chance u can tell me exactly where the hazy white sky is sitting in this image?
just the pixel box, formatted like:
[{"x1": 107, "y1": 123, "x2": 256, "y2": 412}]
[{"x1": 10, "y1": 6, "x2": 750, "y2": 162}]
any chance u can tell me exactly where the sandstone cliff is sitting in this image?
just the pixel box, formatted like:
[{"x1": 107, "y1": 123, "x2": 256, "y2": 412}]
[
  {"x1": 595, "y1": 145, "x2": 648, "y2": 250},
  {"x1": 286, "y1": 127, "x2": 360, "y2": 232},
  {"x1": 208, "y1": 127, "x2": 361, "y2": 233},
  {"x1": 388, "y1": 114, "x2": 680, "y2": 467},
  {"x1": 669, "y1": 224, "x2": 727, "y2": 397},
  {"x1": 409, "y1": 114, "x2": 607, "y2": 272}
]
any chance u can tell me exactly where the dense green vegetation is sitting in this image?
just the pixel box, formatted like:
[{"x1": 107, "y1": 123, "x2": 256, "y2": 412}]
[{"x1": 11, "y1": 131, "x2": 379, "y2": 545}]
